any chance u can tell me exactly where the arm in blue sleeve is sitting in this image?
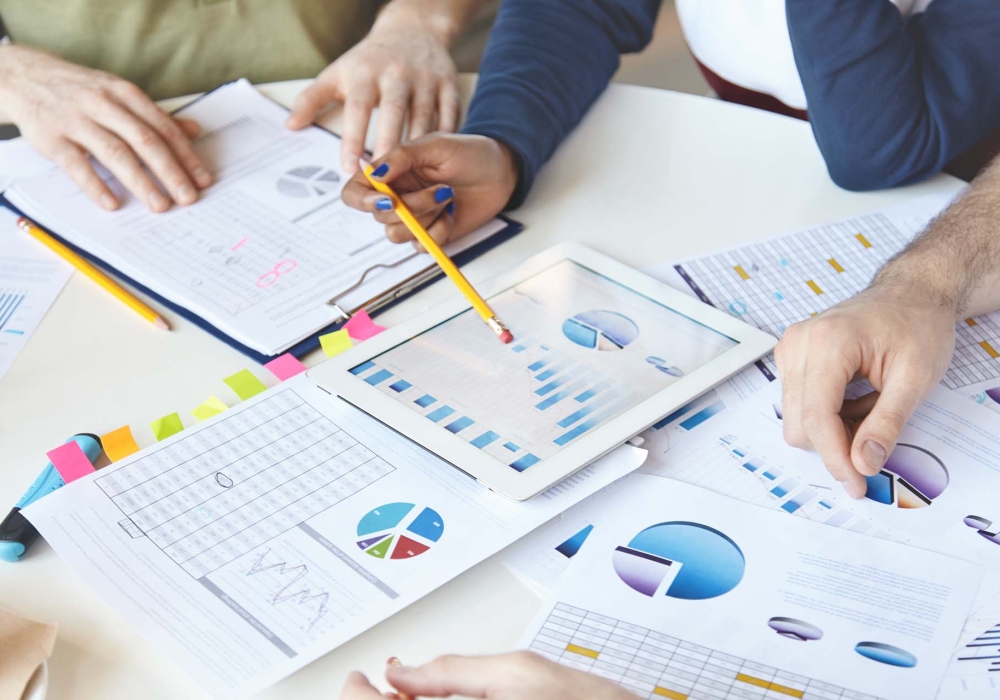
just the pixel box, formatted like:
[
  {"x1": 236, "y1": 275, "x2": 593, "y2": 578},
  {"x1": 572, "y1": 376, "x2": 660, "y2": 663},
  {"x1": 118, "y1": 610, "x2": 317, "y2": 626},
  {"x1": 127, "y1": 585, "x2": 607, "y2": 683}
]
[
  {"x1": 460, "y1": 0, "x2": 660, "y2": 208},
  {"x1": 787, "y1": 0, "x2": 1000, "y2": 191}
]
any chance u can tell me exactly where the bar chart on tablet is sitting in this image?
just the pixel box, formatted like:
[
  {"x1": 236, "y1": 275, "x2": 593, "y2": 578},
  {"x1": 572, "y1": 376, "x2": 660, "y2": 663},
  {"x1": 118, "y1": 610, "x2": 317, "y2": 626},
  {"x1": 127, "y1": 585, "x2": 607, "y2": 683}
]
[{"x1": 668, "y1": 200, "x2": 1000, "y2": 389}]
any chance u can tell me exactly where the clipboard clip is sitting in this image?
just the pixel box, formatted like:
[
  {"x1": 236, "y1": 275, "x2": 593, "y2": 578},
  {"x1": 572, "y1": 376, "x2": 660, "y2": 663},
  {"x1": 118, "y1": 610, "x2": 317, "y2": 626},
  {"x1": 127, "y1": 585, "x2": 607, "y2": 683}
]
[{"x1": 326, "y1": 253, "x2": 421, "y2": 310}]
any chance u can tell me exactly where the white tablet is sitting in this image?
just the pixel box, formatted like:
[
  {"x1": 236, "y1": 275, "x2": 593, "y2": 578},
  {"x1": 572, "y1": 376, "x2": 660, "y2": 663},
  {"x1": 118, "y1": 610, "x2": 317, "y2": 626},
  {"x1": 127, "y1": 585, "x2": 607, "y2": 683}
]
[{"x1": 309, "y1": 242, "x2": 775, "y2": 500}]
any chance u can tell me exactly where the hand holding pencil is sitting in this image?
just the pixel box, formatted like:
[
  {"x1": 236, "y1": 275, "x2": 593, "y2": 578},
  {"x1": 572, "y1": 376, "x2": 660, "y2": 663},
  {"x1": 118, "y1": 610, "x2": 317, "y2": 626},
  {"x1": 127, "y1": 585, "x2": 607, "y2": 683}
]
[{"x1": 355, "y1": 150, "x2": 514, "y2": 344}]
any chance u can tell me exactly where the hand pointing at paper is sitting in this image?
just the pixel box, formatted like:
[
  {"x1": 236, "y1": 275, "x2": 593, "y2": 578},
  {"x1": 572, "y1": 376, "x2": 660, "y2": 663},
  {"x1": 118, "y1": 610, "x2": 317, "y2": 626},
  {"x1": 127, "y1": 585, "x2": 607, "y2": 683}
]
[{"x1": 775, "y1": 156, "x2": 1000, "y2": 499}]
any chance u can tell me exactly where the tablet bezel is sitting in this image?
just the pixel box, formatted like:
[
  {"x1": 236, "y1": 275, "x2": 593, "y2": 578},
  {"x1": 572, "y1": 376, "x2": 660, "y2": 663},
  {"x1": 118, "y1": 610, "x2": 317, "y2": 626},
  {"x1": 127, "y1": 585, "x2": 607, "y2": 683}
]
[{"x1": 308, "y1": 242, "x2": 776, "y2": 500}]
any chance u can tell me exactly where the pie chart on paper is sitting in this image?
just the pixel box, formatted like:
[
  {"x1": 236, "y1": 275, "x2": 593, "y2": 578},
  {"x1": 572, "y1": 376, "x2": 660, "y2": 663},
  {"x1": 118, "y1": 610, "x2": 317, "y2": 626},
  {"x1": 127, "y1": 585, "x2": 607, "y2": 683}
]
[
  {"x1": 356, "y1": 502, "x2": 444, "y2": 560},
  {"x1": 863, "y1": 443, "x2": 948, "y2": 509},
  {"x1": 276, "y1": 165, "x2": 341, "y2": 198}
]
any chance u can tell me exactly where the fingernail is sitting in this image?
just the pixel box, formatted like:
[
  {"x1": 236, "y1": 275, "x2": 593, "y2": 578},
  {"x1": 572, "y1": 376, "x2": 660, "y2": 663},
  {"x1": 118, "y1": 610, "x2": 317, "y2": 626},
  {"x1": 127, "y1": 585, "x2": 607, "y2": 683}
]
[
  {"x1": 177, "y1": 184, "x2": 196, "y2": 204},
  {"x1": 149, "y1": 191, "x2": 169, "y2": 211},
  {"x1": 445, "y1": 201, "x2": 456, "y2": 216},
  {"x1": 863, "y1": 440, "x2": 886, "y2": 471},
  {"x1": 376, "y1": 197, "x2": 393, "y2": 211},
  {"x1": 100, "y1": 194, "x2": 118, "y2": 211},
  {"x1": 371, "y1": 163, "x2": 389, "y2": 178},
  {"x1": 434, "y1": 186, "x2": 454, "y2": 203},
  {"x1": 193, "y1": 168, "x2": 211, "y2": 187}
]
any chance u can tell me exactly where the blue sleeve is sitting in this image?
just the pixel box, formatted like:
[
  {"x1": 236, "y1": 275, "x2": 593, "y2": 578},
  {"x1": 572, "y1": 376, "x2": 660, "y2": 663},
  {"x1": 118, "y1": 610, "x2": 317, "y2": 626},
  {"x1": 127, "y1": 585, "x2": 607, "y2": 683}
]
[
  {"x1": 787, "y1": 0, "x2": 1000, "y2": 191},
  {"x1": 460, "y1": 0, "x2": 660, "y2": 208}
]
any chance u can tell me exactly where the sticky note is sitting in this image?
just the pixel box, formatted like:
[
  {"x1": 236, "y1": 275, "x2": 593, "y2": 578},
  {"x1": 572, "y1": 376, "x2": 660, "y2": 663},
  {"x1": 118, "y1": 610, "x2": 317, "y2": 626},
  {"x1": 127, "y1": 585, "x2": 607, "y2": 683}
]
[
  {"x1": 46, "y1": 441, "x2": 96, "y2": 483},
  {"x1": 320, "y1": 329, "x2": 353, "y2": 358},
  {"x1": 264, "y1": 354, "x2": 308, "y2": 381},
  {"x1": 344, "y1": 310, "x2": 387, "y2": 341},
  {"x1": 150, "y1": 413, "x2": 184, "y2": 441},
  {"x1": 192, "y1": 396, "x2": 228, "y2": 421},
  {"x1": 102, "y1": 425, "x2": 140, "y2": 462},
  {"x1": 224, "y1": 369, "x2": 268, "y2": 400}
]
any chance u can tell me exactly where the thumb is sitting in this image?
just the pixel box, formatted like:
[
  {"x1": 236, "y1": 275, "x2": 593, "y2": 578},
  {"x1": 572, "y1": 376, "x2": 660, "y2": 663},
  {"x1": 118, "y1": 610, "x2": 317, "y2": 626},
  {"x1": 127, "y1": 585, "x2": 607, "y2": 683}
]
[
  {"x1": 387, "y1": 655, "x2": 510, "y2": 698},
  {"x1": 850, "y1": 378, "x2": 927, "y2": 478}
]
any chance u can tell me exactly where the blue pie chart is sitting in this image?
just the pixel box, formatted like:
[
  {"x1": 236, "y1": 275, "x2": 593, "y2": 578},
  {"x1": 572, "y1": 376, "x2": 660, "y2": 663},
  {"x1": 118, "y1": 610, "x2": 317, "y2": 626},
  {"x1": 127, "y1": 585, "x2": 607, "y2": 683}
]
[
  {"x1": 613, "y1": 521, "x2": 745, "y2": 600},
  {"x1": 855, "y1": 642, "x2": 917, "y2": 668},
  {"x1": 563, "y1": 310, "x2": 639, "y2": 351}
]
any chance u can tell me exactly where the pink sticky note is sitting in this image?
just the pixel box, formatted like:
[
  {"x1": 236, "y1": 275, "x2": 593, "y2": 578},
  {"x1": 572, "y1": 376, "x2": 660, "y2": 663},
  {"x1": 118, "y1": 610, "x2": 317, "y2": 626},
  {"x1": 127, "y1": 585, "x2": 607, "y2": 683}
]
[
  {"x1": 264, "y1": 354, "x2": 308, "y2": 381},
  {"x1": 344, "y1": 310, "x2": 387, "y2": 341},
  {"x1": 46, "y1": 441, "x2": 96, "y2": 484}
]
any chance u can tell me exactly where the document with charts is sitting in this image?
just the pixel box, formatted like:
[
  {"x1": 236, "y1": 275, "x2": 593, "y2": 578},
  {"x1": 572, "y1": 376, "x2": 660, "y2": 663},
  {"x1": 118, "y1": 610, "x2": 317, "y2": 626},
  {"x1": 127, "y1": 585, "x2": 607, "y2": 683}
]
[
  {"x1": 520, "y1": 474, "x2": 981, "y2": 700},
  {"x1": 3, "y1": 80, "x2": 510, "y2": 357},
  {"x1": 645, "y1": 193, "x2": 1000, "y2": 391},
  {"x1": 24, "y1": 375, "x2": 643, "y2": 699}
]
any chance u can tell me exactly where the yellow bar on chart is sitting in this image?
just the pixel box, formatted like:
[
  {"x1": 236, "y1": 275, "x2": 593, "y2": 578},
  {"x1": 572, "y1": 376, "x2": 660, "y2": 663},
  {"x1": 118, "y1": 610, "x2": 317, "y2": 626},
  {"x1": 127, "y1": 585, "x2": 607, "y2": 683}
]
[
  {"x1": 733, "y1": 265, "x2": 751, "y2": 280},
  {"x1": 856, "y1": 233, "x2": 872, "y2": 248},
  {"x1": 652, "y1": 686, "x2": 688, "y2": 699},
  {"x1": 806, "y1": 280, "x2": 823, "y2": 295},
  {"x1": 768, "y1": 682, "x2": 806, "y2": 699},
  {"x1": 565, "y1": 644, "x2": 599, "y2": 659},
  {"x1": 981, "y1": 341, "x2": 1000, "y2": 359},
  {"x1": 967, "y1": 318, "x2": 978, "y2": 327},
  {"x1": 736, "y1": 674, "x2": 771, "y2": 690},
  {"x1": 827, "y1": 258, "x2": 845, "y2": 273}
]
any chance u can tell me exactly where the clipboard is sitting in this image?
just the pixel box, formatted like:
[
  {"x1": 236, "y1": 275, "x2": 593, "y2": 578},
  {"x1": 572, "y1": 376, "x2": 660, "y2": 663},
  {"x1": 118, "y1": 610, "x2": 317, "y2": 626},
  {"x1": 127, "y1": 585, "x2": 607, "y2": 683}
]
[{"x1": 0, "y1": 81, "x2": 524, "y2": 364}]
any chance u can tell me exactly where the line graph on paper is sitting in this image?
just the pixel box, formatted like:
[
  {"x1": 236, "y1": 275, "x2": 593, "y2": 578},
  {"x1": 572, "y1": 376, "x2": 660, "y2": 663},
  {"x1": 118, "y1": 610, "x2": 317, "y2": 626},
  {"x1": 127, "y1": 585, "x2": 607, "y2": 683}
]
[
  {"x1": 94, "y1": 390, "x2": 394, "y2": 579},
  {"x1": 672, "y1": 208, "x2": 1000, "y2": 389}
]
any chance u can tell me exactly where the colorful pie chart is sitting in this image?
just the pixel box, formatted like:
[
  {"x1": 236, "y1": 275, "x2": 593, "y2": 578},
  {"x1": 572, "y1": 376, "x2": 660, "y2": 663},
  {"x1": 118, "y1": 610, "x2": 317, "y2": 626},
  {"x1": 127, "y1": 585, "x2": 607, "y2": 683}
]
[
  {"x1": 863, "y1": 443, "x2": 948, "y2": 509},
  {"x1": 356, "y1": 502, "x2": 444, "y2": 560},
  {"x1": 613, "y1": 521, "x2": 745, "y2": 600},
  {"x1": 563, "y1": 310, "x2": 638, "y2": 351},
  {"x1": 855, "y1": 642, "x2": 917, "y2": 668}
]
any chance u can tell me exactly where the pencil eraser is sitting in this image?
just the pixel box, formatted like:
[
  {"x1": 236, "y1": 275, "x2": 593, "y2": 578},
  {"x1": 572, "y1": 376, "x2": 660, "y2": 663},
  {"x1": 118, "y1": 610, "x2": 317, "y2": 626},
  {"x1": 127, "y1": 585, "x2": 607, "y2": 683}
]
[{"x1": 500, "y1": 330, "x2": 514, "y2": 344}]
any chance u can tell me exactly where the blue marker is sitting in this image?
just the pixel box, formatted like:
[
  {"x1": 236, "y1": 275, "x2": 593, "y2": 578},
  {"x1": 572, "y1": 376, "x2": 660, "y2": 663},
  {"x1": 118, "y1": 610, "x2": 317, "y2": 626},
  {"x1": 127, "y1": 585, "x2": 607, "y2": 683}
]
[{"x1": 0, "y1": 434, "x2": 102, "y2": 562}]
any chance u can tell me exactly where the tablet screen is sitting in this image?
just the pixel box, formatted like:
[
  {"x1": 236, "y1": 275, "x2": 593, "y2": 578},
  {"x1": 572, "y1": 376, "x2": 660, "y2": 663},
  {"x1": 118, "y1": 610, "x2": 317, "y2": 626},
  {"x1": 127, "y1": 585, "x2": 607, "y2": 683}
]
[{"x1": 349, "y1": 260, "x2": 738, "y2": 473}]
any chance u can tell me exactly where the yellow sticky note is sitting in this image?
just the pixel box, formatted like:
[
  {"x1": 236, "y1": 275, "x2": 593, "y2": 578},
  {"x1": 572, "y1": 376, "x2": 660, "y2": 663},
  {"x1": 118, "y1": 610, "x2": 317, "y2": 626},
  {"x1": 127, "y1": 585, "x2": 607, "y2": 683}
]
[
  {"x1": 192, "y1": 396, "x2": 228, "y2": 421},
  {"x1": 320, "y1": 329, "x2": 353, "y2": 358},
  {"x1": 102, "y1": 425, "x2": 141, "y2": 462},
  {"x1": 223, "y1": 369, "x2": 268, "y2": 401},
  {"x1": 150, "y1": 413, "x2": 184, "y2": 441}
]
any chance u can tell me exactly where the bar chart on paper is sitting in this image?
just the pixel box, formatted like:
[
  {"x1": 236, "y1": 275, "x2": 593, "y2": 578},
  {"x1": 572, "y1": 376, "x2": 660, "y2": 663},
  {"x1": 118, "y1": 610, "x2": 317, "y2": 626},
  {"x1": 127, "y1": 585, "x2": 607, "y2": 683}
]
[
  {"x1": 529, "y1": 603, "x2": 882, "y2": 700},
  {"x1": 669, "y1": 201, "x2": 1000, "y2": 389}
]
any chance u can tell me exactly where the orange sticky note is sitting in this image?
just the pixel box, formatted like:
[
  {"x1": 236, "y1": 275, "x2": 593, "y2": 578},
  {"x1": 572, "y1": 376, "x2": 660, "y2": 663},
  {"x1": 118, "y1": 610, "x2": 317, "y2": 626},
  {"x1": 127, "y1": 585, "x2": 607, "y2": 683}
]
[
  {"x1": 102, "y1": 425, "x2": 141, "y2": 462},
  {"x1": 264, "y1": 354, "x2": 308, "y2": 381},
  {"x1": 320, "y1": 329, "x2": 353, "y2": 357},
  {"x1": 224, "y1": 369, "x2": 268, "y2": 401},
  {"x1": 192, "y1": 396, "x2": 228, "y2": 421},
  {"x1": 344, "y1": 310, "x2": 387, "y2": 341},
  {"x1": 150, "y1": 413, "x2": 184, "y2": 441},
  {"x1": 46, "y1": 441, "x2": 96, "y2": 483}
]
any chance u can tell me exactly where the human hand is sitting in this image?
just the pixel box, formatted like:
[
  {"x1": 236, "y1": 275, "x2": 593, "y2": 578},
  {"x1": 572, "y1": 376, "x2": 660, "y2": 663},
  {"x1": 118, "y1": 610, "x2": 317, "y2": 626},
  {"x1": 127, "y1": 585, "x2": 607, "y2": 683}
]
[
  {"x1": 382, "y1": 652, "x2": 639, "y2": 700},
  {"x1": 341, "y1": 133, "x2": 519, "y2": 249},
  {"x1": 774, "y1": 282, "x2": 956, "y2": 498},
  {"x1": 285, "y1": 5, "x2": 460, "y2": 174},
  {"x1": 0, "y1": 45, "x2": 211, "y2": 212}
]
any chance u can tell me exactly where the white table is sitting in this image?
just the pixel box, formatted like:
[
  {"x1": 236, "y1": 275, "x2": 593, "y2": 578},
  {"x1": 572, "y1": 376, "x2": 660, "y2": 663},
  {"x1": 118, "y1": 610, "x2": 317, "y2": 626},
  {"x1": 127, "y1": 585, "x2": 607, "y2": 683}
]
[{"x1": 0, "y1": 77, "x2": 965, "y2": 700}]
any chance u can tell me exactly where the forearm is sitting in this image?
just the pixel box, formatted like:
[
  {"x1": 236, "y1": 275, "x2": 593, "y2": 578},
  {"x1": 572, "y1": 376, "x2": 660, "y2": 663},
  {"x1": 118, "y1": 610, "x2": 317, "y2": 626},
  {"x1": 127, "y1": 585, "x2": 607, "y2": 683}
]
[
  {"x1": 374, "y1": 0, "x2": 487, "y2": 46},
  {"x1": 873, "y1": 158, "x2": 1000, "y2": 319}
]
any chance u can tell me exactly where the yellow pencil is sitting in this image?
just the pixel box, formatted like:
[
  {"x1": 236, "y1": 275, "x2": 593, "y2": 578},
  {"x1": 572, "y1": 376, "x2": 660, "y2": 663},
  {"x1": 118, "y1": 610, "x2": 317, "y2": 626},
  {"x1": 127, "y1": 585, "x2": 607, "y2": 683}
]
[
  {"x1": 360, "y1": 159, "x2": 513, "y2": 345},
  {"x1": 17, "y1": 217, "x2": 170, "y2": 331}
]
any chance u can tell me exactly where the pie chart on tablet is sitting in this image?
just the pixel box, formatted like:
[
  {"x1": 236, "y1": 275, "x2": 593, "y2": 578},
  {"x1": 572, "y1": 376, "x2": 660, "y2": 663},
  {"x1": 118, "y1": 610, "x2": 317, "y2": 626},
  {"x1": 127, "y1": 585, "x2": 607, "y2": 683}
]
[
  {"x1": 613, "y1": 521, "x2": 745, "y2": 600},
  {"x1": 562, "y1": 310, "x2": 639, "y2": 351},
  {"x1": 863, "y1": 444, "x2": 948, "y2": 509},
  {"x1": 356, "y1": 502, "x2": 444, "y2": 560}
]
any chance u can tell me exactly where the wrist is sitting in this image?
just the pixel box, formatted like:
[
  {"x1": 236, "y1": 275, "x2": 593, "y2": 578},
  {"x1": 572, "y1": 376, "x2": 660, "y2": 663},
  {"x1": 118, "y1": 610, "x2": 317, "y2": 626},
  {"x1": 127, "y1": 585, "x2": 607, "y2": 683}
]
[
  {"x1": 374, "y1": 0, "x2": 465, "y2": 46},
  {"x1": 869, "y1": 254, "x2": 962, "y2": 319}
]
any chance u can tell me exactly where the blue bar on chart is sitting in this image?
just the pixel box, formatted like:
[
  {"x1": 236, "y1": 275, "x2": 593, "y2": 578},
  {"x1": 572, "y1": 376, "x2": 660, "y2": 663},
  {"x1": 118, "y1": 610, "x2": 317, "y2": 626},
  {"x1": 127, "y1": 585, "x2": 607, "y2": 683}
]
[
  {"x1": 414, "y1": 394, "x2": 436, "y2": 408},
  {"x1": 825, "y1": 511, "x2": 852, "y2": 528},
  {"x1": 651, "y1": 390, "x2": 719, "y2": 430},
  {"x1": 770, "y1": 478, "x2": 798, "y2": 499},
  {"x1": 364, "y1": 369, "x2": 394, "y2": 386},
  {"x1": 678, "y1": 400, "x2": 726, "y2": 430},
  {"x1": 445, "y1": 416, "x2": 474, "y2": 434},
  {"x1": 553, "y1": 396, "x2": 632, "y2": 446},
  {"x1": 528, "y1": 358, "x2": 551, "y2": 372},
  {"x1": 535, "y1": 366, "x2": 585, "y2": 395},
  {"x1": 471, "y1": 431, "x2": 500, "y2": 449},
  {"x1": 389, "y1": 380, "x2": 411, "y2": 392},
  {"x1": 350, "y1": 360, "x2": 375, "y2": 375},
  {"x1": 426, "y1": 406, "x2": 455, "y2": 422},
  {"x1": 510, "y1": 453, "x2": 541, "y2": 472},
  {"x1": 503, "y1": 441, "x2": 520, "y2": 452},
  {"x1": 555, "y1": 524, "x2": 594, "y2": 558},
  {"x1": 742, "y1": 459, "x2": 764, "y2": 473},
  {"x1": 558, "y1": 391, "x2": 623, "y2": 428},
  {"x1": 0, "y1": 293, "x2": 25, "y2": 331},
  {"x1": 535, "y1": 359, "x2": 572, "y2": 383},
  {"x1": 536, "y1": 380, "x2": 588, "y2": 411},
  {"x1": 762, "y1": 469, "x2": 780, "y2": 481},
  {"x1": 781, "y1": 488, "x2": 818, "y2": 514},
  {"x1": 575, "y1": 379, "x2": 613, "y2": 404}
]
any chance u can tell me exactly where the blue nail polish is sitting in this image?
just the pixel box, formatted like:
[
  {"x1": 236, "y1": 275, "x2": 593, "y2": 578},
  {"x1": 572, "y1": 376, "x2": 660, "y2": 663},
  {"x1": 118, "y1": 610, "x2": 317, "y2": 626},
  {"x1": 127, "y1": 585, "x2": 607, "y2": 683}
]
[
  {"x1": 434, "y1": 186, "x2": 454, "y2": 204},
  {"x1": 376, "y1": 197, "x2": 393, "y2": 211},
  {"x1": 446, "y1": 202, "x2": 456, "y2": 216},
  {"x1": 371, "y1": 163, "x2": 389, "y2": 178}
]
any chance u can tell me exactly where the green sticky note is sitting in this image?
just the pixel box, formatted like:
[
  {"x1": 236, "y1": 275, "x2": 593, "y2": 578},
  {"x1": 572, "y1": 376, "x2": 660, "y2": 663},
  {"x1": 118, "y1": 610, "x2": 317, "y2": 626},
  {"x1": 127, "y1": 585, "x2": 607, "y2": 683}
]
[
  {"x1": 150, "y1": 413, "x2": 184, "y2": 441},
  {"x1": 224, "y1": 369, "x2": 268, "y2": 401},
  {"x1": 320, "y1": 329, "x2": 353, "y2": 358},
  {"x1": 192, "y1": 395, "x2": 228, "y2": 421}
]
